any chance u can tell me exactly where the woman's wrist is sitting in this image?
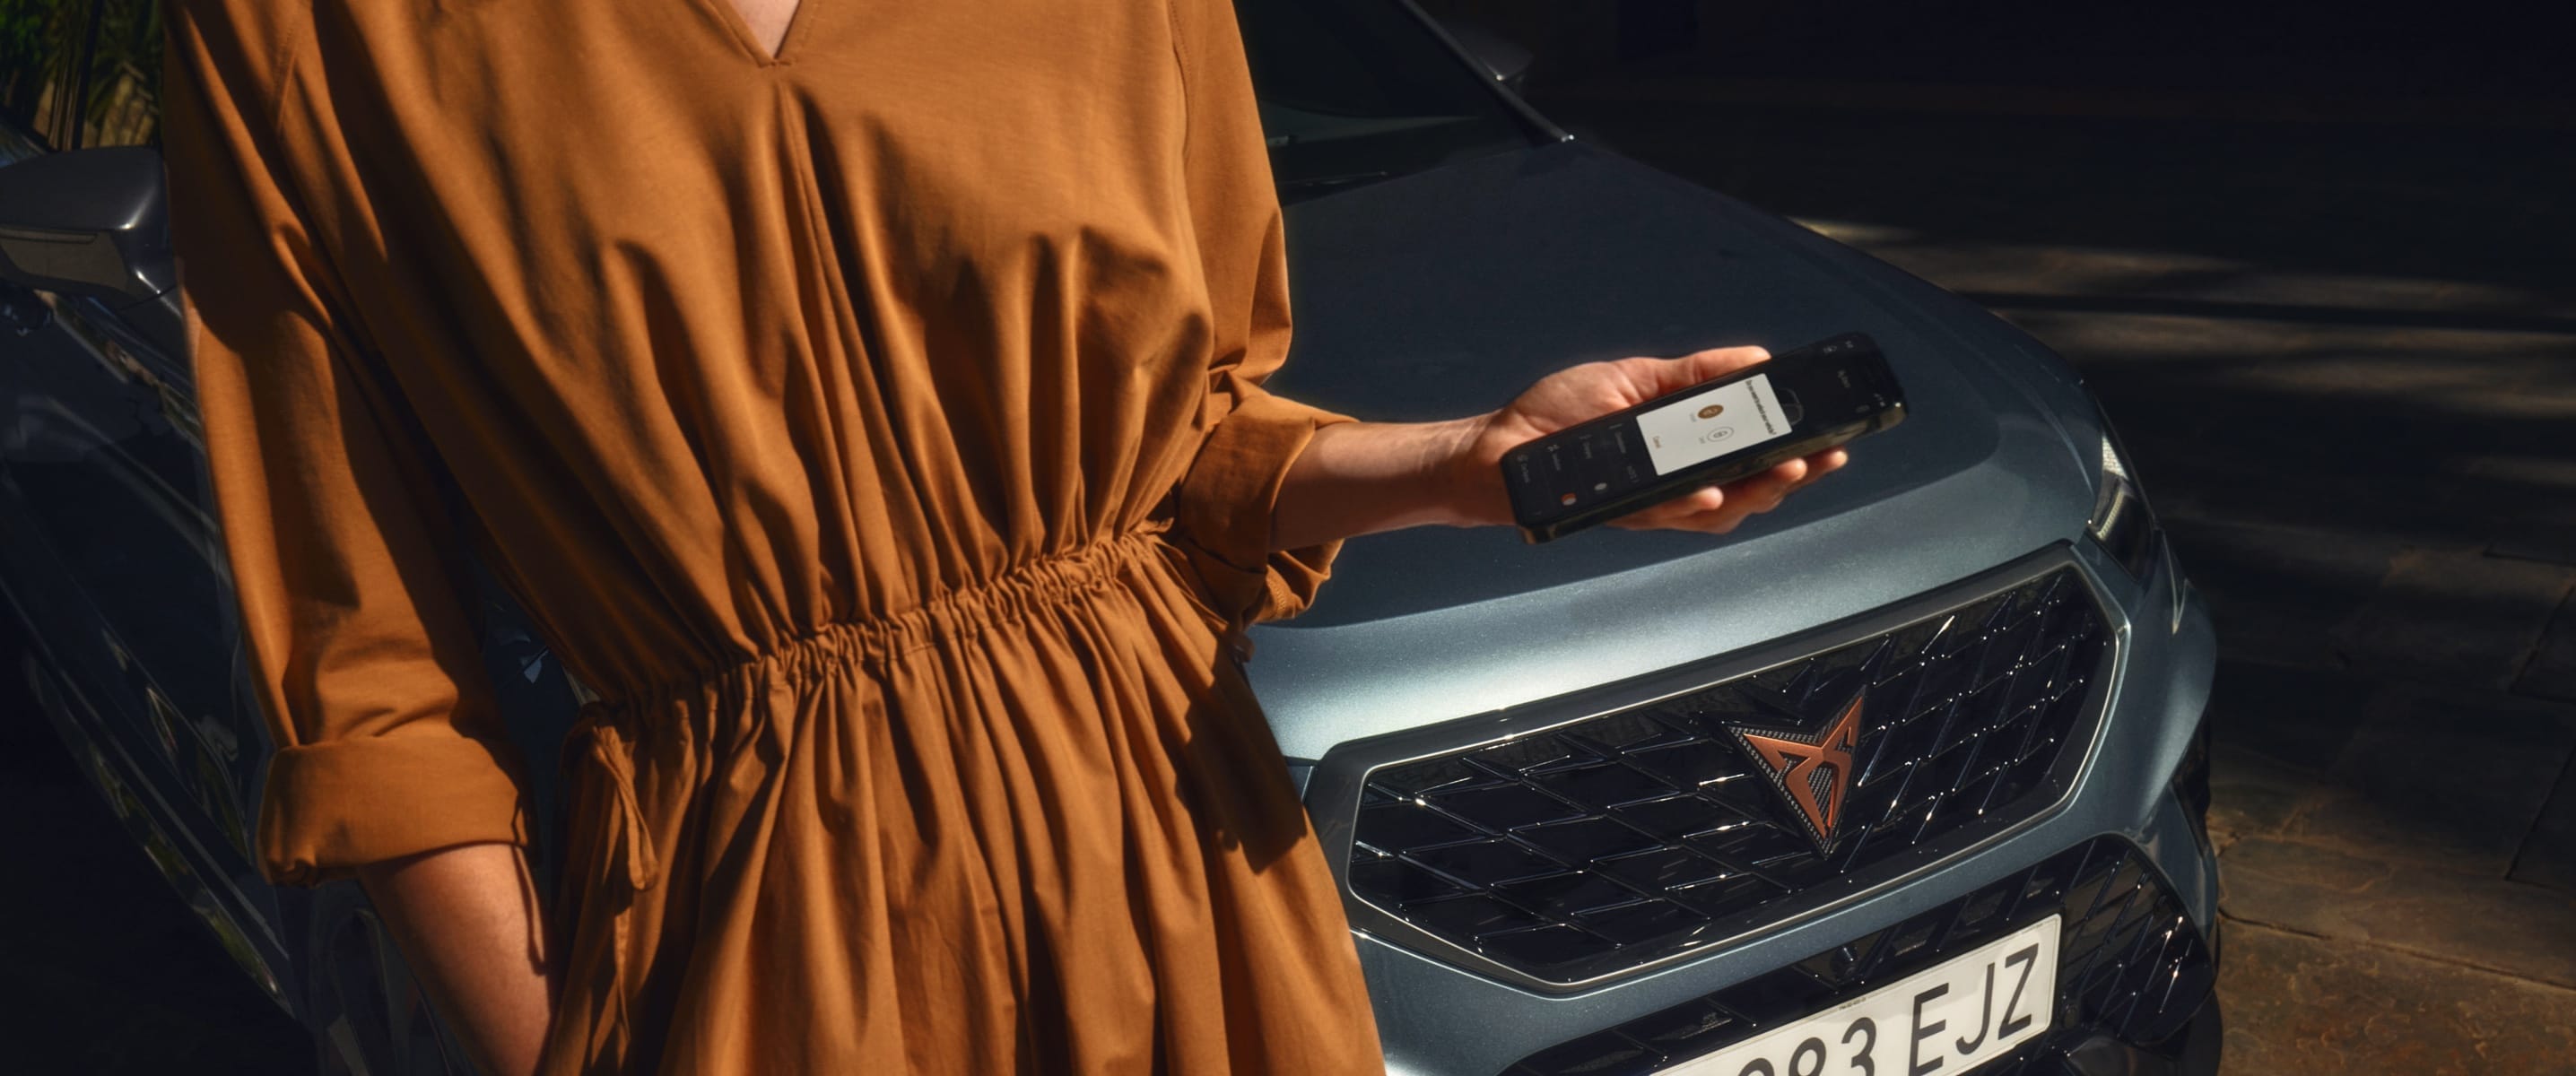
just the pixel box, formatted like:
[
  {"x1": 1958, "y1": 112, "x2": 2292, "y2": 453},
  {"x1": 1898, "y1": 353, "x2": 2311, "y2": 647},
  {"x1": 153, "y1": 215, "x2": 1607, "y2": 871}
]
[
  {"x1": 1271, "y1": 412, "x2": 1510, "y2": 551},
  {"x1": 1431, "y1": 412, "x2": 1512, "y2": 528}
]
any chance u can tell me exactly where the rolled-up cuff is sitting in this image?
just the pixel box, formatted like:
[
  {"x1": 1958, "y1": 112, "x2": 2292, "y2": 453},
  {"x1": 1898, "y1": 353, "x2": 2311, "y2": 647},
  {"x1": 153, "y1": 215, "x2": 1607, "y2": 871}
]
[
  {"x1": 1174, "y1": 389, "x2": 1356, "y2": 625},
  {"x1": 257, "y1": 732, "x2": 532, "y2": 886}
]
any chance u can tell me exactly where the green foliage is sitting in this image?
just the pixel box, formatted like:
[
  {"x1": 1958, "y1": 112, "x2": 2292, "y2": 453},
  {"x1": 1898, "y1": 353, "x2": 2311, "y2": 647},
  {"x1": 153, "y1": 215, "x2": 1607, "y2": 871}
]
[
  {"x1": 83, "y1": 0, "x2": 161, "y2": 145},
  {"x1": 0, "y1": 0, "x2": 76, "y2": 138},
  {"x1": 0, "y1": 0, "x2": 162, "y2": 148}
]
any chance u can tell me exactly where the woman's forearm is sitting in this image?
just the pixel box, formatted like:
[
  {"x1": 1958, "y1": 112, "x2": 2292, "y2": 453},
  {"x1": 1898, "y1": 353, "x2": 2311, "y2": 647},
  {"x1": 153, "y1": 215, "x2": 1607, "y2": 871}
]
[
  {"x1": 357, "y1": 842, "x2": 558, "y2": 1076},
  {"x1": 1270, "y1": 417, "x2": 1501, "y2": 551},
  {"x1": 1267, "y1": 346, "x2": 1851, "y2": 552}
]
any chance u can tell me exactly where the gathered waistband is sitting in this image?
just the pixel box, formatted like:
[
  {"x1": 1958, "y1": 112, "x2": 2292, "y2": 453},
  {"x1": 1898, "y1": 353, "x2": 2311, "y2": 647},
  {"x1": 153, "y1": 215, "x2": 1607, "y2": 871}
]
[
  {"x1": 564, "y1": 523, "x2": 1195, "y2": 894},
  {"x1": 584, "y1": 522, "x2": 1188, "y2": 716}
]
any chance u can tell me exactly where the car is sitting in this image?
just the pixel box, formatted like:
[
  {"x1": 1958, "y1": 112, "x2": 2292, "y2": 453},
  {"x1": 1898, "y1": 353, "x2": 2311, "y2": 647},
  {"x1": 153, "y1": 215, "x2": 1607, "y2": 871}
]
[{"x1": 0, "y1": 0, "x2": 2220, "y2": 1073}]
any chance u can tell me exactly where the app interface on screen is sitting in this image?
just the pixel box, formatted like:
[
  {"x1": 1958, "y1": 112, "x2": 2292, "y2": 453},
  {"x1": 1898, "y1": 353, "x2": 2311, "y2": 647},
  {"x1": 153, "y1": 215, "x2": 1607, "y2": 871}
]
[{"x1": 1635, "y1": 372, "x2": 1792, "y2": 476}]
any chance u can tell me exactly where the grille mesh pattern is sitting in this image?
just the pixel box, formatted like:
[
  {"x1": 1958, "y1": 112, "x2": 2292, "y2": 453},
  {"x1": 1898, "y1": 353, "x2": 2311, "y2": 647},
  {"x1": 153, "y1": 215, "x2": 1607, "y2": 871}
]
[
  {"x1": 1349, "y1": 569, "x2": 2108, "y2": 984},
  {"x1": 1503, "y1": 837, "x2": 2215, "y2": 1076}
]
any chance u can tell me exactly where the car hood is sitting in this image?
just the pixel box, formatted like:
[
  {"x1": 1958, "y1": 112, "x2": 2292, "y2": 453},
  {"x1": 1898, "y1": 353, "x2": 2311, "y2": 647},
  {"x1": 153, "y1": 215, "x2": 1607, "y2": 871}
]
[{"x1": 1249, "y1": 140, "x2": 2111, "y2": 759}]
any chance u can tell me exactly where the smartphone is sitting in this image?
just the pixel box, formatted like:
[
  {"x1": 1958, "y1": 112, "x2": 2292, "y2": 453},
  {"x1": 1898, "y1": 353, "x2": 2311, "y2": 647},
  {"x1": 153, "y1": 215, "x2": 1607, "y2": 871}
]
[{"x1": 1501, "y1": 333, "x2": 1907, "y2": 542}]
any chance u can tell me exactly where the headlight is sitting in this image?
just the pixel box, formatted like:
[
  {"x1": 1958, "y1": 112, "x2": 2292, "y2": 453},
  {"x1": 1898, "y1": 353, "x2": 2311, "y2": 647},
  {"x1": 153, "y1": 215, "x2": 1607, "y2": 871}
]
[{"x1": 2086, "y1": 413, "x2": 2160, "y2": 578}]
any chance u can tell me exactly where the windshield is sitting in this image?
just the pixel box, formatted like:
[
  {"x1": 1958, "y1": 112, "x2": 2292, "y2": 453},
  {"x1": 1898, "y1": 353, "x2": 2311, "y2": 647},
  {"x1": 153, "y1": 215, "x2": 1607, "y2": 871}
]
[{"x1": 1234, "y1": 0, "x2": 1536, "y2": 203}]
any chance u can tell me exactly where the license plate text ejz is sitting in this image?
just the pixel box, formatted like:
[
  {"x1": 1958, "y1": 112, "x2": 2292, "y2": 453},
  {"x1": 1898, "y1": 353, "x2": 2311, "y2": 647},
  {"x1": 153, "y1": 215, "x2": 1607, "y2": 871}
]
[{"x1": 1671, "y1": 915, "x2": 2060, "y2": 1076}]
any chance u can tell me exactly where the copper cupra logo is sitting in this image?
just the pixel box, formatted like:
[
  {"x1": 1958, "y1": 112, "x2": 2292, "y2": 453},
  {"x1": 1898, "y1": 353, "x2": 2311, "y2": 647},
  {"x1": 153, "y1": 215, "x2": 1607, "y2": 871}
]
[{"x1": 1726, "y1": 693, "x2": 1865, "y2": 851}]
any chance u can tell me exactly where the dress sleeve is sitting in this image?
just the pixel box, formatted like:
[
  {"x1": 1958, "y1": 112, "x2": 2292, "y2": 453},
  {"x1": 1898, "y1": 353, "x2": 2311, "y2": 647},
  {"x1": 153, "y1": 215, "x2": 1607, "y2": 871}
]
[
  {"x1": 164, "y1": 1, "x2": 531, "y2": 886},
  {"x1": 1165, "y1": 0, "x2": 1357, "y2": 627}
]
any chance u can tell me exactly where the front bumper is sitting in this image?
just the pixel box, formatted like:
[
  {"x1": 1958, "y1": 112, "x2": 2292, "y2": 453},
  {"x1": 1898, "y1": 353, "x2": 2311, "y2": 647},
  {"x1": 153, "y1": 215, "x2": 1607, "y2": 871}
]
[
  {"x1": 1500, "y1": 835, "x2": 2216, "y2": 1076},
  {"x1": 2063, "y1": 986, "x2": 2224, "y2": 1076},
  {"x1": 1331, "y1": 537, "x2": 2219, "y2": 1076}
]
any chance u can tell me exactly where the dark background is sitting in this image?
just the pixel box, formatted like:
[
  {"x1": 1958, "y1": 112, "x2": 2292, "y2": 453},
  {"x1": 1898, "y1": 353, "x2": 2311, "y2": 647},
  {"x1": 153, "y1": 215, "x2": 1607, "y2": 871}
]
[
  {"x1": 5, "y1": 0, "x2": 2573, "y2": 1072},
  {"x1": 1, "y1": 613, "x2": 313, "y2": 1072}
]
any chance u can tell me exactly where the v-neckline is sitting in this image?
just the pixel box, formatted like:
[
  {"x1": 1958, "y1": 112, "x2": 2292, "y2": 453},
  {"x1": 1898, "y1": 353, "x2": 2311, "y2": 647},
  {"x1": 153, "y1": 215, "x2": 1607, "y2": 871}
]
[{"x1": 701, "y1": 0, "x2": 815, "y2": 65}]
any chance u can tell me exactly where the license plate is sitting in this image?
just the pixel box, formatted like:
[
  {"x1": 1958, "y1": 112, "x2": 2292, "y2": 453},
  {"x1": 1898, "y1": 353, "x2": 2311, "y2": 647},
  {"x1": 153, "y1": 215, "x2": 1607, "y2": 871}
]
[{"x1": 1670, "y1": 915, "x2": 2060, "y2": 1076}]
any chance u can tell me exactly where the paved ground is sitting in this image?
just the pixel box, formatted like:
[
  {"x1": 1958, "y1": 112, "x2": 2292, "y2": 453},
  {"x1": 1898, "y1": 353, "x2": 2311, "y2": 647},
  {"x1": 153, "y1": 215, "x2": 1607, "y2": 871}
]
[{"x1": 1524, "y1": 56, "x2": 2576, "y2": 1075}]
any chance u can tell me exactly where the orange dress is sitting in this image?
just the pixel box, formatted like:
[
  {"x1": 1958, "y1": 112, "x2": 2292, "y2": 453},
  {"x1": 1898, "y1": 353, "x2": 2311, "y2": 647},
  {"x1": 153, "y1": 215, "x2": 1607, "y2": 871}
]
[{"x1": 161, "y1": 0, "x2": 1383, "y2": 1070}]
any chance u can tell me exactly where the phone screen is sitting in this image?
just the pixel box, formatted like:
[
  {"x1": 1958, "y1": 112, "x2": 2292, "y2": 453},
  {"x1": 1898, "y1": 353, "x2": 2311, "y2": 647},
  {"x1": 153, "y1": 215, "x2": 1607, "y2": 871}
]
[{"x1": 1633, "y1": 372, "x2": 1794, "y2": 476}]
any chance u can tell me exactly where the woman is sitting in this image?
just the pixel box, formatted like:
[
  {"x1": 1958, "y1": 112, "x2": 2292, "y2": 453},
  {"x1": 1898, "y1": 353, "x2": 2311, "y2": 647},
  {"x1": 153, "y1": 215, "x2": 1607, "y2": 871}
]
[{"x1": 161, "y1": 0, "x2": 1846, "y2": 1072}]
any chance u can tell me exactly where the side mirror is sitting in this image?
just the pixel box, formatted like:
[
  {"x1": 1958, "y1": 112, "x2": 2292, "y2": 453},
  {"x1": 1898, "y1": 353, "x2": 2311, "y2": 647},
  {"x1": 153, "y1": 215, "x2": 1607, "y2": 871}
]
[
  {"x1": 1434, "y1": 18, "x2": 1536, "y2": 93},
  {"x1": 0, "y1": 147, "x2": 174, "y2": 307}
]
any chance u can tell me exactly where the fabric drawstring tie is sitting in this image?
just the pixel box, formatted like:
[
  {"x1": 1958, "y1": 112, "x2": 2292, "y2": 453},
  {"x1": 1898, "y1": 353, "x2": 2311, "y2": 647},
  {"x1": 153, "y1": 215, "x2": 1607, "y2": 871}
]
[{"x1": 573, "y1": 704, "x2": 660, "y2": 893}]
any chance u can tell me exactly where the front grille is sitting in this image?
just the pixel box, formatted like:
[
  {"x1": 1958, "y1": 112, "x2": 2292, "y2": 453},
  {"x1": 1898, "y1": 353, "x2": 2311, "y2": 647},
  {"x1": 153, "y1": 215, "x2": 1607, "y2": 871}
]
[
  {"x1": 1504, "y1": 836, "x2": 2215, "y2": 1076},
  {"x1": 1348, "y1": 568, "x2": 2109, "y2": 985}
]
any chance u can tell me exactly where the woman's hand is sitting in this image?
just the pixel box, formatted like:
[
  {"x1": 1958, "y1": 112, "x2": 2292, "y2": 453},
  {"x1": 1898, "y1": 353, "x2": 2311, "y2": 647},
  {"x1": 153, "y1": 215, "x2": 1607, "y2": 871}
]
[
  {"x1": 1269, "y1": 344, "x2": 1850, "y2": 551},
  {"x1": 1458, "y1": 344, "x2": 1849, "y2": 534}
]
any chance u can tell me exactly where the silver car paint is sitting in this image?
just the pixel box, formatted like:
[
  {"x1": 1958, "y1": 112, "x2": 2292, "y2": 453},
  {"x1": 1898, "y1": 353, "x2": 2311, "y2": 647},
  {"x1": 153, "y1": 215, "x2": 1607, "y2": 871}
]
[
  {"x1": 1226, "y1": 140, "x2": 2217, "y2": 1072},
  {"x1": 1241, "y1": 144, "x2": 2124, "y2": 764},
  {"x1": 1325, "y1": 542, "x2": 2216, "y2": 1075}
]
